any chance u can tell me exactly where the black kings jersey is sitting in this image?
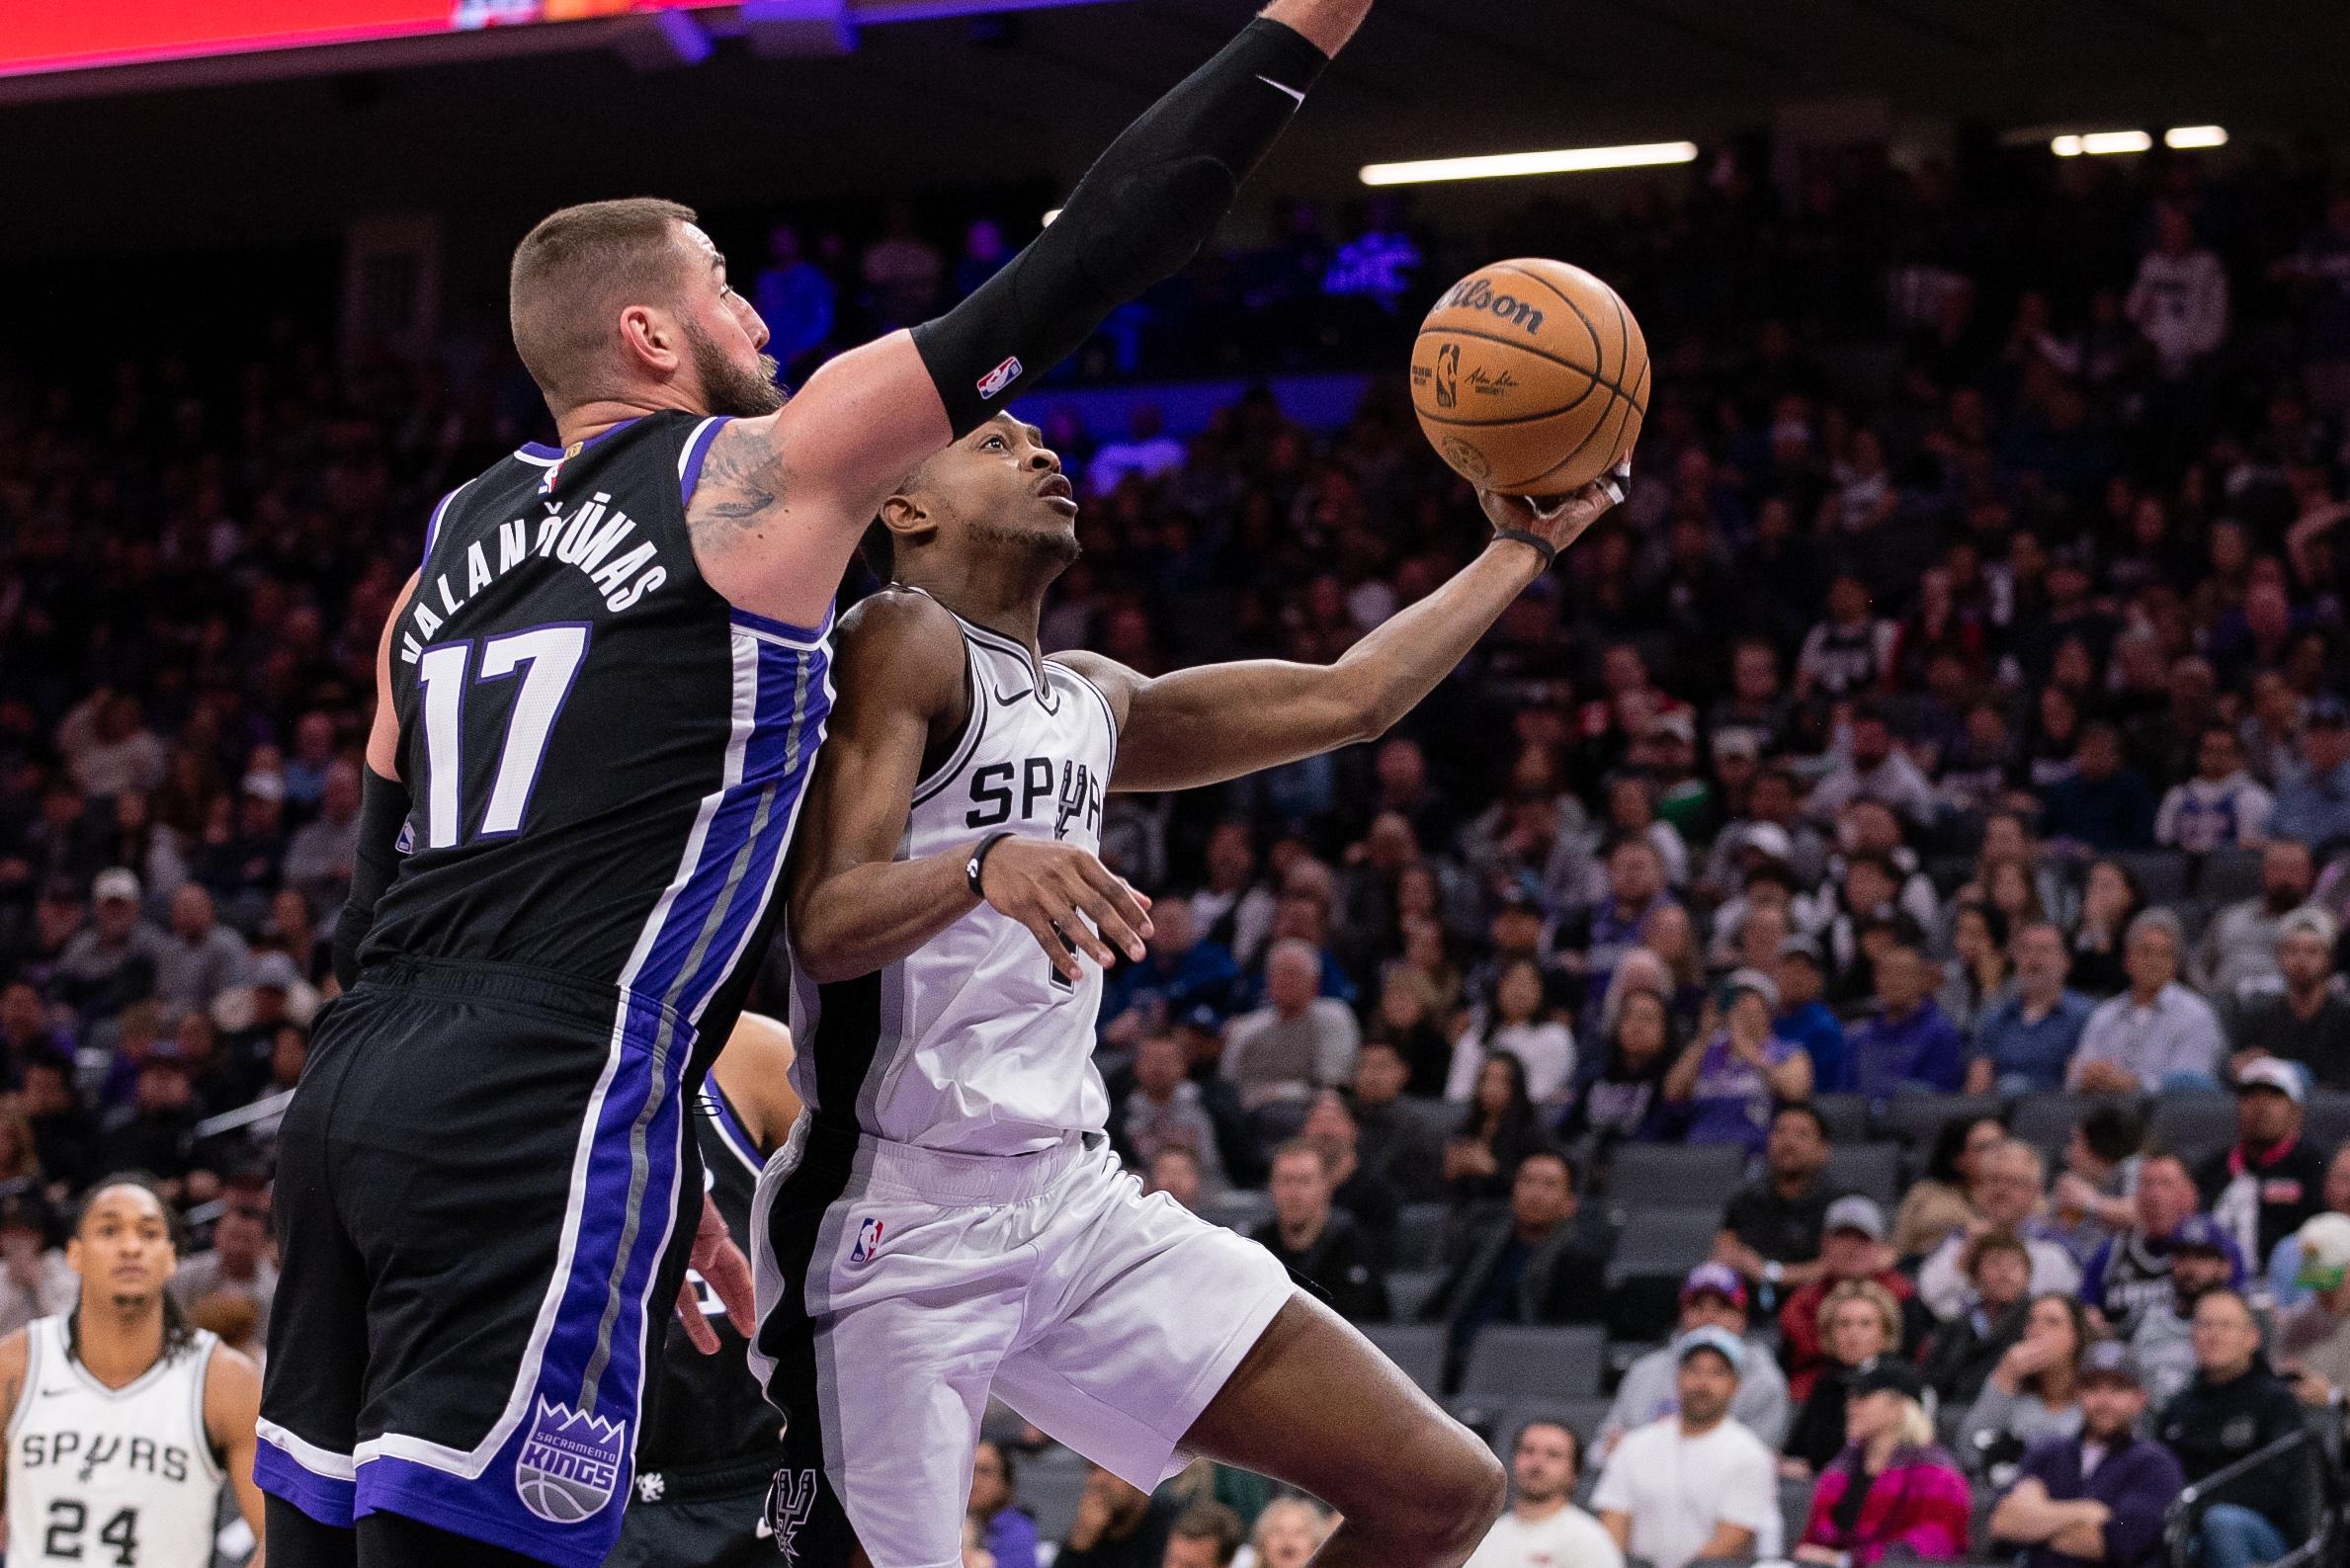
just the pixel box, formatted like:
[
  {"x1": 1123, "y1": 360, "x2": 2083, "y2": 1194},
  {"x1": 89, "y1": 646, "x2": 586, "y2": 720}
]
[
  {"x1": 364, "y1": 411, "x2": 831, "y2": 1051},
  {"x1": 635, "y1": 1085, "x2": 780, "y2": 1475}
]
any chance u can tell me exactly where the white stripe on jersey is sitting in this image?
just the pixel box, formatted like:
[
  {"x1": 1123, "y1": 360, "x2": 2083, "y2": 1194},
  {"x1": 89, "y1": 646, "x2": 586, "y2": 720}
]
[{"x1": 790, "y1": 605, "x2": 1120, "y2": 1155}]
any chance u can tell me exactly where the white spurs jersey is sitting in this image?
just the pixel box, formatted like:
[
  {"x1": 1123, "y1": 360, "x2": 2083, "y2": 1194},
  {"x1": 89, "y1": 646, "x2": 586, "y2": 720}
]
[
  {"x1": 789, "y1": 603, "x2": 1119, "y2": 1155},
  {"x1": 7, "y1": 1316, "x2": 222, "y2": 1568}
]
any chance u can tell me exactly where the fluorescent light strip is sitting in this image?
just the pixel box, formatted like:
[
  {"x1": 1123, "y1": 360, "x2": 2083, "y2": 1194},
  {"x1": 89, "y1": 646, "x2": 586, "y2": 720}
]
[
  {"x1": 1360, "y1": 140, "x2": 1698, "y2": 187},
  {"x1": 2165, "y1": 124, "x2": 2228, "y2": 150},
  {"x1": 2051, "y1": 130, "x2": 2153, "y2": 157}
]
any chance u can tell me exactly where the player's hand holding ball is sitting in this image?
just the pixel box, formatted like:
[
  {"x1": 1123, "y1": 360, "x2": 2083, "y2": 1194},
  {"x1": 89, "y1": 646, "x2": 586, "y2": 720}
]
[{"x1": 1478, "y1": 465, "x2": 1629, "y2": 567}]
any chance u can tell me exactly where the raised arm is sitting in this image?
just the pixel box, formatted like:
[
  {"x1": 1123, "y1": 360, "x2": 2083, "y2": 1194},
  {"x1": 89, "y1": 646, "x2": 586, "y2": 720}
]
[
  {"x1": 784, "y1": 592, "x2": 1152, "y2": 986},
  {"x1": 691, "y1": 1, "x2": 1367, "y2": 629},
  {"x1": 1063, "y1": 482, "x2": 1620, "y2": 793}
]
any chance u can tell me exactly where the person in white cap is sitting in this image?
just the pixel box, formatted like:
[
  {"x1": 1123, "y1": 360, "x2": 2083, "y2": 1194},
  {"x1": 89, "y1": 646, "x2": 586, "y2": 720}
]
[
  {"x1": 50, "y1": 867, "x2": 166, "y2": 1026},
  {"x1": 2277, "y1": 1211, "x2": 2350, "y2": 1404},
  {"x1": 1591, "y1": 1327, "x2": 1782, "y2": 1568},
  {"x1": 2195, "y1": 1056, "x2": 2326, "y2": 1263},
  {"x1": 2223, "y1": 906, "x2": 2350, "y2": 1092}
]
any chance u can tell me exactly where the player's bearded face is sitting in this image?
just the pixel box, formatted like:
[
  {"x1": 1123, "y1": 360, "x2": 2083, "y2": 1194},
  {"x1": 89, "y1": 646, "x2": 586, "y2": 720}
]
[{"x1": 684, "y1": 317, "x2": 786, "y2": 419}]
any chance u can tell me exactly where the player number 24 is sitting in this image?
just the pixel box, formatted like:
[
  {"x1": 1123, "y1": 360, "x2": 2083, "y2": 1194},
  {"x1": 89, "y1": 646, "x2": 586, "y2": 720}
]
[
  {"x1": 44, "y1": 1499, "x2": 139, "y2": 1564},
  {"x1": 415, "y1": 625, "x2": 591, "y2": 849}
]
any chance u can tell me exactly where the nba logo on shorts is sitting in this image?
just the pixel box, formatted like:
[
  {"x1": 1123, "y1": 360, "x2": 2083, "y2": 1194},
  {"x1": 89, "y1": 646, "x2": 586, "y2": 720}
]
[
  {"x1": 977, "y1": 357, "x2": 1023, "y2": 401},
  {"x1": 849, "y1": 1217, "x2": 884, "y2": 1265},
  {"x1": 514, "y1": 1398, "x2": 627, "y2": 1525}
]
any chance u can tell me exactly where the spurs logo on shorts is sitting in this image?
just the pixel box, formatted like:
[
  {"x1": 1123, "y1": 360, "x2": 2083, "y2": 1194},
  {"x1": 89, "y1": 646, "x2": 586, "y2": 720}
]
[
  {"x1": 515, "y1": 1398, "x2": 627, "y2": 1525},
  {"x1": 765, "y1": 1467, "x2": 819, "y2": 1564}
]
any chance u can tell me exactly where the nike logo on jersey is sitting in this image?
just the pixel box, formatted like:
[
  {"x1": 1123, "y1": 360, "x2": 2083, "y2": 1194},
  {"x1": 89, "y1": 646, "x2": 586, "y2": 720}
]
[{"x1": 38, "y1": 1386, "x2": 72, "y2": 1397}]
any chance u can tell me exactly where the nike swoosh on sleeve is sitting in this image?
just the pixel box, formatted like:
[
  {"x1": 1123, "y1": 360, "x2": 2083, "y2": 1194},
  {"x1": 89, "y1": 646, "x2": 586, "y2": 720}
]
[{"x1": 1257, "y1": 74, "x2": 1306, "y2": 106}]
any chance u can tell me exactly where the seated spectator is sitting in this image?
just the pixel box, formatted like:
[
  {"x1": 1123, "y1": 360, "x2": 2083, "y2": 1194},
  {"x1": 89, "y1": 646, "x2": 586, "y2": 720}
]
[
  {"x1": 1447, "y1": 957, "x2": 1575, "y2": 1106},
  {"x1": 1842, "y1": 943, "x2": 1966, "y2": 1095},
  {"x1": 1784, "y1": 1279, "x2": 1907, "y2": 1473},
  {"x1": 1346, "y1": 1040, "x2": 1451, "y2": 1202},
  {"x1": 95, "y1": 1043, "x2": 201, "y2": 1190},
  {"x1": 1441, "y1": 1052, "x2": 1551, "y2": 1208},
  {"x1": 2193, "y1": 840, "x2": 2315, "y2": 999},
  {"x1": 1810, "y1": 707, "x2": 1937, "y2": 829},
  {"x1": 1990, "y1": 1343, "x2": 2183, "y2": 1568},
  {"x1": 1365, "y1": 974, "x2": 1454, "y2": 1098},
  {"x1": 1220, "y1": 941, "x2": 1359, "y2": 1111},
  {"x1": 2067, "y1": 860, "x2": 2144, "y2": 1000},
  {"x1": 2048, "y1": 1102, "x2": 2146, "y2": 1263},
  {"x1": 1921, "y1": 1227, "x2": 2034, "y2": 1407},
  {"x1": 1560, "y1": 988, "x2": 1678, "y2": 1150},
  {"x1": 2082, "y1": 1153, "x2": 2204, "y2": 1337},
  {"x1": 967, "y1": 1440, "x2": 1040, "y2": 1568},
  {"x1": 1892, "y1": 1114, "x2": 2007, "y2": 1260},
  {"x1": 2128, "y1": 1216, "x2": 2246, "y2": 1407},
  {"x1": 170, "y1": 1195, "x2": 277, "y2": 1342},
  {"x1": 1300, "y1": 1090, "x2": 1400, "y2": 1262},
  {"x1": 1795, "y1": 1360, "x2": 1971, "y2": 1565},
  {"x1": 1716, "y1": 1102, "x2": 1836, "y2": 1298},
  {"x1": 1961, "y1": 1292, "x2": 2092, "y2": 1473},
  {"x1": 2270, "y1": 697, "x2": 2350, "y2": 850},
  {"x1": 1161, "y1": 1502, "x2": 1242, "y2": 1568},
  {"x1": 1917, "y1": 1138, "x2": 2083, "y2": 1319},
  {"x1": 1780, "y1": 1197, "x2": 1920, "y2": 1401},
  {"x1": 1251, "y1": 1140, "x2": 1387, "y2": 1323},
  {"x1": 2267, "y1": 1142, "x2": 2350, "y2": 1307},
  {"x1": 2070, "y1": 910, "x2": 2225, "y2": 1092},
  {"x1": 2277, "y1": 1212, "x2": 2350, "y2": 1404},
  {"x1": 1665, "y1": 969, "x2": 1812, "y2": 1152},
  {"x1": 2196, "y1": 1057, "x2": 2325, "y2": 1263},
  {"x1": 153, "y1": 884, "x2": 248, "y2": 1013},
  {"x1": 1246, "y1": 1498, "x2": 1332, "y2": 1568},
  {"x1": 21, "y1": 1054, "x2": 94, "y2": 1199},
  {"x1": 1465, "y1": 1419, "x2": 1624, "y2": 1568},
  {"x1": 2225, "y1": 910, "x2": 2350, "y2": 1092},
  {"x1": 1970, "y1": 922, "x2": 2096, "y2": 1094},
  {"x1": 2156, "y1": 725, "x2": 2274, "y2": 854},
  {"x1": 1774, "y1": 937, "x2": 1848, "y2": 1093},
  {"x1": 2155, "y1": 1290, "x2": 2310, "y2": 1568},
  {"x1": 0, "y1": 1191, "x2": 73, "y2": 1339},
  {"x1": 1101, "y1": 899, "x2": 1240, "y2": 1045},
  {"x1": 1600, "y1": 1264, "x2": 1793, "y2": 1457},
  {"x1": 1117, "y1": 1033, "x2": 1232, "y2": 1196},
  {"x1": 1146, "y1": 1146, "x2": 1205, "y2": 1210},
  {"x1": 1592, "y1": 1327, "x2": 1784, "y2": 1568},
  {"x1": 1055, "y1": 1462, "x2": 1174, "y2": 1568},
  {"x1": 1419, "y1": 1150, "x2": 1604, "y2": 1372},
  {"x1": 1557, "y1": 838, "x2": 1675, "y2": 1017},
  {"x1": 52, "y1": 867, "x2": 164, "y2": 1026},
  {"x1": 2039, "y1": 723, "x2": 2156, "y2": 853},
  {"x1": 1939, "y1": 903, "x2": 2015, "y2": 1040}
]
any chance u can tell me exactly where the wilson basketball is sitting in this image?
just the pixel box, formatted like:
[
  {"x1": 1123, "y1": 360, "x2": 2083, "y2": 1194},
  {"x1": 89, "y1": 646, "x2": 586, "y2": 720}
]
[{"x1": 1410, "y1": 258, "x2": 1649, "y2": 497}]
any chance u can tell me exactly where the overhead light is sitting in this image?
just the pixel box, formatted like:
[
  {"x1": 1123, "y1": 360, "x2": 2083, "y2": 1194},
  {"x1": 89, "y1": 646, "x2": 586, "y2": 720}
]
[
  {"x1": 2165, "y1": 124, "x2": 2228, "y2": 150},
  {"x1": 1360, "y1": 140, "x2": 1699, "y2": 187},
  {"x1": 1042, "y1": 208, "x2": 1061, "y2": 226},
  {"x1": 2051, "y1": 130, "x2": 2152, "y2": 157}
]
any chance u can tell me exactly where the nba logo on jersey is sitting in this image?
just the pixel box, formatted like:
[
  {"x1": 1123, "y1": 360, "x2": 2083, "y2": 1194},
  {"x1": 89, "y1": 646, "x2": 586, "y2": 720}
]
[
  {"x1": 514, "y1": 1398, "x2": 626, "y2": 1525},
  {"x1": 849, "y1": 1217, "x2": 884, "y2": 1265}
]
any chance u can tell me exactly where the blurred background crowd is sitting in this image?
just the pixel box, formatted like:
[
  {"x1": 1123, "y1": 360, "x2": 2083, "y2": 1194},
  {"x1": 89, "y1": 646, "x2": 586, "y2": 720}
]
[{"x1": 11, "y1": 124, "x2": 2350, "y2": 1568}]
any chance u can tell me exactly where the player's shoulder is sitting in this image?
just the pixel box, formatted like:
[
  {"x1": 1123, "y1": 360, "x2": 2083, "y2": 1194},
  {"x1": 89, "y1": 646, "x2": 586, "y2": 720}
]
[
  {"x1": 836, "y1": 585, "x2": 963, "y2": 653},
  {"x1": 1049, "y1": 649, "x2": 1139, "y2": 723}
]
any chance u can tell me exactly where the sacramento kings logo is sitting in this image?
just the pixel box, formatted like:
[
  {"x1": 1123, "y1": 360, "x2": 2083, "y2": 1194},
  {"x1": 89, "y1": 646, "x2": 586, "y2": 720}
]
[{"x1": 515, "y1": 1398, "x2": 627, "y2": 1525}]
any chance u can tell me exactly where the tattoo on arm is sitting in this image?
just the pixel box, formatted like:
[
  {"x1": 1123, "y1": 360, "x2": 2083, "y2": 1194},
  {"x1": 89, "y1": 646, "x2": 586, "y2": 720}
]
[{"x1": 686, "y1": 423, "x2": 784, "y2": 551}]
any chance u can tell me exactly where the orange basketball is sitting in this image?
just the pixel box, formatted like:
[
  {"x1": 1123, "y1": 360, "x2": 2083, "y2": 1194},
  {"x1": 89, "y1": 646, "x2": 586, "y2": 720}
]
[{"x1": 1410, "y1": 258, "x2": 1649, "y2": 497}]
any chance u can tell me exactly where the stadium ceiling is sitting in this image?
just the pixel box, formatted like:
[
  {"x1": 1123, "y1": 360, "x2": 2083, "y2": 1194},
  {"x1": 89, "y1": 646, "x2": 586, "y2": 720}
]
[{"x1": 5, "y1": 0, "x2": 2346, "y2": 257}]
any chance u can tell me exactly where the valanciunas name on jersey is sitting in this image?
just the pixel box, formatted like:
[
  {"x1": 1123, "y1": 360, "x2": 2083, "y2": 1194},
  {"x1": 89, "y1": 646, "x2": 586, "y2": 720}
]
[{"x1": 399, "y1": 490, "x2": 668, "y2": 663}]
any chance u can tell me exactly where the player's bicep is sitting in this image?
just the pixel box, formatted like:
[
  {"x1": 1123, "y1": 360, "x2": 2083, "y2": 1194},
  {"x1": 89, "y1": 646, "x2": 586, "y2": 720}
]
[{"x1": 689, "y1": 334, "x2": 951, "y2": 629}]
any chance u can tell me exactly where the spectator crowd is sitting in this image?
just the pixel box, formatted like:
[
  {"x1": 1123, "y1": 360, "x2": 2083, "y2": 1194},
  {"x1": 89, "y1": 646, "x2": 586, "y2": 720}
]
[{"x1": 14, "y1": 130, "x2": 2350, "y2": 1568}]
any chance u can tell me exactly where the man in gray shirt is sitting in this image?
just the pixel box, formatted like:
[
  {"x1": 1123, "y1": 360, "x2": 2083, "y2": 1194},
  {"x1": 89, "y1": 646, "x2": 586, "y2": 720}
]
[
  {"x1": 1221, "y1": 939, "x2": 1360, "y2": 1110},
  {"x1": 153, "y1": 884, "x2": 251, "y2": 1012}
]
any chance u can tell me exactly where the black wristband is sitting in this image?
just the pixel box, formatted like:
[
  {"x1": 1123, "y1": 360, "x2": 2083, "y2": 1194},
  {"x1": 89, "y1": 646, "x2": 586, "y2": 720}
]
[
  {"x1": 966, "y1": 831, "x2": 1016, "y2": 900},
  {"x1": 1493, "y1": 528, "x2": 1557, "y2": 570}
]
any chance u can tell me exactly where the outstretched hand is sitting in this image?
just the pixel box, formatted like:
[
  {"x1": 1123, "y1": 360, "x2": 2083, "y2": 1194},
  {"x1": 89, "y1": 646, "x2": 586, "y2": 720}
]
[
  {"x1": 1478, "y1": 461, "x2": 1631, "y2": 561},
  {"x1": 675, "y1": 1190, "x2": 757, "y2": 1355}
]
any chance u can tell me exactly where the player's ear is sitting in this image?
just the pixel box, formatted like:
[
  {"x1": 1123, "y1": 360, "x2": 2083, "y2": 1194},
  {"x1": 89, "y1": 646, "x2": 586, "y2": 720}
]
[
  {"x1": 616, "y1": 304, "x2": 684, "y2": 377},
  {"x1": 878, "y1": 491, "x2": 936, "y2": 546}
]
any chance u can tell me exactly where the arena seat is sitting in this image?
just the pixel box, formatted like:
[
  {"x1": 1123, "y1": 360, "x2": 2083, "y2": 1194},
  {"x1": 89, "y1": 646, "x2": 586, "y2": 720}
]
[
  {"x1": 2146, "y1": 1091, "x2": 2239, "y2": 1162},
  {"x1": 1821, "y1": 1142, "x2": 1904, "y2": 1206},
  {"x1": 1391, "y1": 1201, "x2": 1453, "y2": 1270},
  {"x1": 1018, "y1": 1445, "x2": 1092, "y2": 1540},
  {"x1": 1810, "y1": 1093, "x2": 1874, "y2": 1144},
  {"x1": 2117, "y1": 850, "x2": 2191, "y2": 907},
  {"x1": 2009, "y1": 1092, "x2": 2129, "y2": 1161},
  {"x1": 1360, "y1": 1323, "x2": 1449, "y2": 1395},
  {"x1": 2308, "y1": 1092, "x2": 2350, "y2": 1151},
  {"x1": 1607, "y1": 1142, "x2": 1748, "y2": 1213},
  {"x1": 1457, "y1": 1323, "x2": 1607, "y2": 1401},
  {"x1": 2199, "y1": 849, "x2": 2266, "y2": 903},
  {"x1": 1386, "y1": 1268, "x2": 1444, "y2": 1319},
  {"x1": 1603, "y1": 1211, "x2": 1722, "y2": 1339},
  {"x1": 1878, "y1": 1092, "x2": 2004, "y2": 1149}
]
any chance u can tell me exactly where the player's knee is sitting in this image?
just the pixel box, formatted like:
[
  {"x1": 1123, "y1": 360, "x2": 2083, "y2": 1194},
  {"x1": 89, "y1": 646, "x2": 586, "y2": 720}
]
[{"x1": 1349, "y1": 1419, "x2": 1504, "y2": 1556}]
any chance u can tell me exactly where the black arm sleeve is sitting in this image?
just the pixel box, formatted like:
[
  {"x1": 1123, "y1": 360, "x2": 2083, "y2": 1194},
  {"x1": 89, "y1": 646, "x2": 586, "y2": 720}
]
[
  {"x1": 332, "y1": 766, "x2": 411, "y2": 989},
  {"x1": 911, "y1": 17, "x2": 1328, "y2": 434}
]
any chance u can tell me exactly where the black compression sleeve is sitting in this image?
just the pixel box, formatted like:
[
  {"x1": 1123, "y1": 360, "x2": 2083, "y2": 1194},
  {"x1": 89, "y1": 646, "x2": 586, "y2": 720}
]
[
  {"x1": 911, "y1": 17, "x2": 1328, "y2": 434},
  {"x1": 332, "y1": 766, "x2": 411, "y2": 989}
]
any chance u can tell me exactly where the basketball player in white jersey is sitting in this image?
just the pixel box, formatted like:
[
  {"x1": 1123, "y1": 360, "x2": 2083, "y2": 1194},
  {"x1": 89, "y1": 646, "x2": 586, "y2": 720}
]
[
  {"x1": 1, "y1": 1175, "x2": 267, "y2": 1568},
  {"x1": 752, "y1": 411, "x2": 1625, "y2": 1568}
]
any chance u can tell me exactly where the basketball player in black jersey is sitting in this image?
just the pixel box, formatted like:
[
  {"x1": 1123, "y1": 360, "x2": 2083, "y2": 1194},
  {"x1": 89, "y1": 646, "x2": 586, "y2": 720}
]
[
  {"x1": 255, "y1": 3, "x2": 1374, "y2": 1564},
  {"x1": 610, "y1": 1012, "x2": 798, "y2": 1568},
  {"x1": 772, "y1": 413, "x2": 1623, "y2": 1568}
]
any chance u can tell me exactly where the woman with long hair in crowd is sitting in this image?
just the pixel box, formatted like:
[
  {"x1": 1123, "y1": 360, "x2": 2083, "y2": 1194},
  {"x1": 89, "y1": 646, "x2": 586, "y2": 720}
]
[
  {"x1": 1446, "y1": 955, "x2": 1575, "y2": 1105},
  {"x1": 1795, "y1": 1361, "x2": 1971, "y2": 1566},
  {"x1": 1784, "y1": 1279, "x2": 1907, "y2": 1474},
  {"x1": 1367, "y1": 968, "x2": 1454, "y2": 1100},
  {"x1": 1441, "y1": 1050, "x2": 1549, "y2": 1209},
  {"x1": 1961, "y1": 1290, "x2": 2093, "y2": 1471},
  {"x1": 1937, "y1": 901, "x2": 2012, "y2": 1038},
  {"x1": 1637, "y1": 903, "x2": 1710, "y2": 1038},
  {"x1": 1560, "y1": 987, "x2": 1679, "y2": 1154},
  {"x1": 2068, "y1": 859, "x2": 2143, "y2": 998},
  {"x1": 1892, "y1": 1114, "x2": 2007, "y2": 1261}
]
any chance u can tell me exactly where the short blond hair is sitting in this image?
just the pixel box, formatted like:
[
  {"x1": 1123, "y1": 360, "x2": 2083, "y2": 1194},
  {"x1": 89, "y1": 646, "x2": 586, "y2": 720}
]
[{"x1": 1817, "y1": 1279, "x2": 1902, "y2": 1347}]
